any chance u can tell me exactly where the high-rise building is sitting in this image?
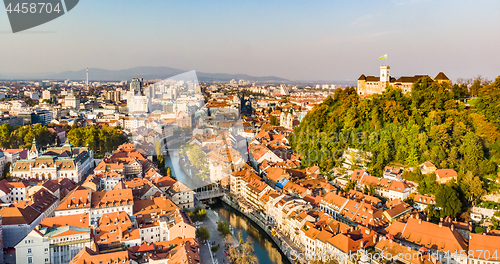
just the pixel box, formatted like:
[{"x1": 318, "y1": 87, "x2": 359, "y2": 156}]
[
  {"x1": 105, "y1": 90, "x2": 121, "y2": 102},
  {"x1": 130, "y1": 78, "x2": 144, "y2": 95},
  {"x1": 146, "y1": 84, "x2": 155, "y2": 98}
]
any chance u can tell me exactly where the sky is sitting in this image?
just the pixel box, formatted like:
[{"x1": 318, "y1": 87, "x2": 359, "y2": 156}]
[{"x1": 1, "y1": 0, "x2": 499, "y2": 81}]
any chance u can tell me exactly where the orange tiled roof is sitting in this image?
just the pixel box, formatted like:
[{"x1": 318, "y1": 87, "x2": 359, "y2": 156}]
[
  {"x1": 56, "y1": 189, "x2": 91, "y2": 211},
  {"x1": 133, "y1": 196, "x2": 179, "y2": 216},
  {"x1": 0, "y1": 205, "x2": 40, "y2": 225},
  {"x1": 386, "y1": 218, "x2": 467, "y2": 253},
  {"x1": 91, "y1": 189, "x2": 133, "y2": 208},
  {"x1": 40, "y1": 213, "x2": 90, "y2": 228},
  {"x1": 435, "y1": 169, "x2": 458, "y2": 179},
  {"x1": 69, "y1": 247, "x2": 130, "y2": 264}
]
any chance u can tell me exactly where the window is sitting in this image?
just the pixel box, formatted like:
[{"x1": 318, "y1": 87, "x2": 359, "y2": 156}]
[
  {"x1": 28, "y1": 257, "x2": 33, "y2": 264},
  {"x1": 28, "y1": 248, "x2": 32, "y2": 254}
]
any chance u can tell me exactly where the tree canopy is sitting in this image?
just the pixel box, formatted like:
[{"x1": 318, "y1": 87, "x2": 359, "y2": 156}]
[
  {"x1": 0, "y1": 123, "x2": 57, "y2": 149},
  {"x1": 67, "y1": 125, "x2": 128, "y2": 157}
]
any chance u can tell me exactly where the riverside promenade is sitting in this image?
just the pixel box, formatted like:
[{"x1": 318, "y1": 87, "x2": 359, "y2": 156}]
[{"x1": 197, "y1": 200, "x2": 238, "y2": 264}]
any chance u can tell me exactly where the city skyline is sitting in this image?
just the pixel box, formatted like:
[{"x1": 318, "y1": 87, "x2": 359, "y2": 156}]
[{"x1": 1, "y1": 0, "x2": 500, "y2": 81}]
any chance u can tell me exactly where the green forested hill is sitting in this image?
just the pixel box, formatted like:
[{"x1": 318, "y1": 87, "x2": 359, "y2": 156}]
[{"x1": 290, "y1": 76, "x2": 500, "y2": 179}]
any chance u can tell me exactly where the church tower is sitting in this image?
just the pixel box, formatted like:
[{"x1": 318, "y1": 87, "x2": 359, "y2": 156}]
[{"x1": 28, "y1": 138, "x2": 39, "y2": 159}]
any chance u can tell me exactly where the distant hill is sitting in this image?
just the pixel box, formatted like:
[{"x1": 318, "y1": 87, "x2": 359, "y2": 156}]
[{"x1": 0, "y1": 66, "x2": 289, "y2": 82}]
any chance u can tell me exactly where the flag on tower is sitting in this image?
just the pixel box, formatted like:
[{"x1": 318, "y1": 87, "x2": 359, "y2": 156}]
[{"x1": 379, "y1": 54, "x2": 387, "y2": 60}]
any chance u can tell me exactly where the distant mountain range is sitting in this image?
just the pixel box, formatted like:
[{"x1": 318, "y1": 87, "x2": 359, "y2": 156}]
[{"x1": 0, "y1": 66, "x2": 289, "y2": 83}]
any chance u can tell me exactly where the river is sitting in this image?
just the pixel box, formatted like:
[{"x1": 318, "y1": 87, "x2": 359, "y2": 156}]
[
  {"x1": 212, "y1": 202, "x2": 291, "y2": 264},
  {"x1": 165, "y1": 152, "x2": 290, "y2": 264},
  {"x1": 165, "y1": 148, "x2": 197, "y2": 188}
]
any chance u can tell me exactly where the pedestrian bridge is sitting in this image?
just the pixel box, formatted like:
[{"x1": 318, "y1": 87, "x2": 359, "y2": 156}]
[{"x1": 195, "y1": 188, "x2": 226, "y2": 200}]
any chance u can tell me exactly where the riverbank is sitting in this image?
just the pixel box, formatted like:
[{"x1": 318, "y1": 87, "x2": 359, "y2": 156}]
[{"x1": 220, "y1": 194, "x2": 296, "y2": 264}]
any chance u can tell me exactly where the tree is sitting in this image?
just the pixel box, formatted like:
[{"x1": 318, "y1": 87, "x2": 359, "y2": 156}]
[
  {"x1": 474, "y1": 226, "x2": 485, "y2": 234},
  {"x1": 426, "y1": 204, "x2": 439, "y2": 222},
  {"x1": 211, "y1": 245, "x2": 220, "y2": 253},
  {"x1": 217, "y1": 220, "x2": 231, "y2": 236},
  {"x1": 228, "y1": 240, "x2": 258, "y2": 264},
  {"x1": 492, "y1": 217, "x2": 499, "y2": 230},
  {"x1": 367, "y1": 184, "x2": 376, "y2": 196},
  {"x1": 181, "y1": 144, "x2": 209, "y2": 182},
  {"x1": 461, "y1": 171, "x2": 486, "y2": 203},
  {"x1": 459, "y1": 212, "x2": 471, "y2": 223},
  {"x1": 188, "y1": 206, "x2": 207, "y2": 222},
  {"x1": 238, "y1": 231, "x2": 244, "y2": 245},
  {"x1": 269, "y1": 115, "x2": 279, "y2": 126},
  {"x1": 2, "y1": 162, "x2": 11, "y2": 179},
  {"x1": 476, "y1": 76, "x2": 500, "y2": 128},
  {"x1": 155, "y1": 140, "x2": 164, "y2": 165},
  {"x1": 67, "y1": 125, "x2": 128, "y2": 157},
  {"x1": 462, "y1": 132, "x2": 485, "y2": 175},
  {"x1": 344, "y1": 180, "x2": 356, "y2": 192},
  {"x1": 0, "y1": 123, "x2": 14, "y2": 148},
  {"x1": 9, "y1": 124, "x2": 56, "y2": 149},
  {"x1": 417, "y1": 173, "x2": 438, "y2": 195},
  {"x1": 195, "y1": 227, "x2": 210, "y2": 242},
  {"x1": 435, "y1": 185, "x2": 462, "y2": 218}
]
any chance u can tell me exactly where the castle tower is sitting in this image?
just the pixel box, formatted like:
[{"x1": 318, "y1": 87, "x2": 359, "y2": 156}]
[
  {"x1": 380, "y1": 65, "x2": 390, "y2": 83},
  {"x1": 380, "y1": 65, "x2": 391, "y2": 92}
]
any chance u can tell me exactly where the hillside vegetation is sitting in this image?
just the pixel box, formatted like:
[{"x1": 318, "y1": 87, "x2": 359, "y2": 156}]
[{"x1": 291, "y1": 76, "x2": 500, "y2": 179}]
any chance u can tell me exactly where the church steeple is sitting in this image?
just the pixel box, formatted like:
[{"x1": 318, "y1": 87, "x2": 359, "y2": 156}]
[
  {"x1": 28, "y1": 138, "x2": 39, "y2": 159},
  {"x1": 62, "y1": 138, "x2": 73, "y2": 152}
]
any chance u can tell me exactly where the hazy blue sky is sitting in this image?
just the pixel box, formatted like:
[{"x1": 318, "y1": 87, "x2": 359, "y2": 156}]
[{"x1": 1, "y1": 0, "x2": 499, "y2": 81}]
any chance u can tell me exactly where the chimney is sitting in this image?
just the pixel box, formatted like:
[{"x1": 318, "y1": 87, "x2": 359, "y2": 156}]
[
  {"x1": 416, "y1": 214, "x2": 419, "y2": 219},
  {"x1": 419, "y1": 219, "x2": 422, "y2": 224},
  {"x1": 439, "y1": 222, "x2": 442, "y2": 228},
  {"x1": 373, "y1": 234, "x2": 378, "y2": 243},
  {"x1": 360, "y1": 240, "x2": 364, "y2": 248},
  {"x1": 451, "y1": 225, "x2": 454, "y2": 231}
]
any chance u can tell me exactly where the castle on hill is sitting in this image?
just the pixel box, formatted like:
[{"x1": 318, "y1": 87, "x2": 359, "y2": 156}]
[{"x1": 357, "y1": 65, "x2": 451, "y2": 96}]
